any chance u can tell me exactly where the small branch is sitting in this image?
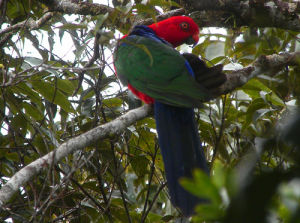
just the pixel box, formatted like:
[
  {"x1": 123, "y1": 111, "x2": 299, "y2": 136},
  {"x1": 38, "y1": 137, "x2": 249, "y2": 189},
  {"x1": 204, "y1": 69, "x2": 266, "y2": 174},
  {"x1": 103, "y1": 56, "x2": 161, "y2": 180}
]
[
  {"x1": 110, "y1": 143, "x2": 132, "y2": 223},
  {"x1": 143, "y1": 182, "x2": 167, "y2": 219},
  {"x1": 0, "y1": 104, "x2": 152, "y2": 208},
  {"x1": 211, "y1": 96, "x2": 228, "y2": 163},
  {"x1": 141, "y1": 143, "x2": 159, "y2": 223},
  {"x1": 0, "y1": 33, "x2": 12, "y2": 48},
  {"x1": 0, "y1": 12, "x2": 54, "y2": 36},
  {"x1": 56, "y1": 166, "x2": 105, "y2": 213},
  {"x1": 73, "y1": 32, "x2": 101, "y2": 95}
]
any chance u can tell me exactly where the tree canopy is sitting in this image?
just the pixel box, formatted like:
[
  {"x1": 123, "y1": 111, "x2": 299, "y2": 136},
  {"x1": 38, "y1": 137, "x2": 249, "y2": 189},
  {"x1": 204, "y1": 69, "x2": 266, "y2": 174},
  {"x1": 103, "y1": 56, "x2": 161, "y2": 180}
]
[{"x1": 0, "y1": 0, "x2": 300, "y2": 222}]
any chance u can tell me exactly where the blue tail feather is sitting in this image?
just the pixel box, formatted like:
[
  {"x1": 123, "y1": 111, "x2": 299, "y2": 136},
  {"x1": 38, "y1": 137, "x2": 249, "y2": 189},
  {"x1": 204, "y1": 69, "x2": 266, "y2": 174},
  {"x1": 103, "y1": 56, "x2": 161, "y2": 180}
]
[{"x1": 154, "y1": 101, "x2": 209, "y2": 216}]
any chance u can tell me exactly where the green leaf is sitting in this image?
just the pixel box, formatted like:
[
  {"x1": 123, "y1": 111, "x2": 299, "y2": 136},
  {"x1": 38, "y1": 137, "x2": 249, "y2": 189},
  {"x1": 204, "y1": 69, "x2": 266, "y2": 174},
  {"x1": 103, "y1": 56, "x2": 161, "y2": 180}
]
[
  {"x1": 95, "y1": 13, "x2": 109, "y2": 31},
  {"x1": 242, "y1": 79, "x2": 271, "y2": 97},
  {"x1": 102, "y1": 97, "x2": 123, "y2": 108},
  {"x1": 265, "y1": 92, "x2": 285, "y2": 106},
  {"x1": 244, "y1": 98, "x2": 267, "y2": 127},
  {"x1": 24, "y1": 56, "x2": 43, "y2": 66},
  {"x1": 12, "y1": 82, "x2": 43, "y2": 107},
  {"x1": 81, "y1": 98, "x2": 95, "y2": 117},
  {"x1": 253, "y1": 108, "x2": 272, "y2": 122},
  {"x1": 205, "y1": 41, "x2": 225, "y2": 60},
  {"x1": 194, "y1": 203, "x2": 225, "y2": 221},
  {"x1": 5, "y1": 152, "x2": 19, "y2": 162},
  {"x1": 161, "y1": 215, "x2": 174, "y2": 222},
  {"x1": 56, "y1": 23, "x2": 87, "y2": 30},
  {"x1": 210, "y1": 56, "x2": 226, "y2": 64},
  {"x1": 31, "y1": 80, "x2": 75, "y2": 113},
  {"x1": 22, "y1": 102, "x2": 44, "y2": 120},
  {"x1": 212, "y1": 160, "x2": 227, "y2": 189},
  {"x1": 180, "y1": 170, "x2": 222, "y2": 205},
  {"x1": 130, "y1": 155, "x2": 149, "y2": 177},
  {"x1": 55, "y1": 78, "x2": 76, "y2": 95}
]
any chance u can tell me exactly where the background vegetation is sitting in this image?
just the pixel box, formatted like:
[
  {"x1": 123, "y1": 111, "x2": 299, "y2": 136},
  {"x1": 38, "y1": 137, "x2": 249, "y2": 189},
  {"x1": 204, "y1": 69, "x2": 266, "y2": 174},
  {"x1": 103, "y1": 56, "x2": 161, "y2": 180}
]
[{"x1": 0, "y1": 0, "x2": 300, "y2": 222}]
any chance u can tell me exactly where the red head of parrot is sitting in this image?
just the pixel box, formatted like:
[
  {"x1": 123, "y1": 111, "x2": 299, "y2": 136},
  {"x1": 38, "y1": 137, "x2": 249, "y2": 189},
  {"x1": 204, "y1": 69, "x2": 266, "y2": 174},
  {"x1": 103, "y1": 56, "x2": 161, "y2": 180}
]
[{"x1": 148, "y1": 16, "x2": 199, "y2": 47}]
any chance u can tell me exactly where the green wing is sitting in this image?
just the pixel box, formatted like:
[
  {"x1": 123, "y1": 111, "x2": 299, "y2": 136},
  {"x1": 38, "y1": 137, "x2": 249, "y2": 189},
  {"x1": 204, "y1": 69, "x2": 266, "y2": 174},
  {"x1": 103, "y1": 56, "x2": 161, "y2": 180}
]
[{"x1": 114, "y1": 35, "x2": 211, "y2": 107}]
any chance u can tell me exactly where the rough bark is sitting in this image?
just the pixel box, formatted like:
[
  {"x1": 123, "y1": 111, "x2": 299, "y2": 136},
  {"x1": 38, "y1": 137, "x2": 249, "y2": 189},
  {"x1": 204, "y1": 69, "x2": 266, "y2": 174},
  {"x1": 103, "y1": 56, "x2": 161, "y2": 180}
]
[
  {"x1": 41, "y1": 0, "x2": 114, "y2": 15},
  {"x1": 180, "y1": 0, "x2": 300, "y2": 32},
  {"x1": 216, "y1": 52, "x2": 300, "y2": 96}
]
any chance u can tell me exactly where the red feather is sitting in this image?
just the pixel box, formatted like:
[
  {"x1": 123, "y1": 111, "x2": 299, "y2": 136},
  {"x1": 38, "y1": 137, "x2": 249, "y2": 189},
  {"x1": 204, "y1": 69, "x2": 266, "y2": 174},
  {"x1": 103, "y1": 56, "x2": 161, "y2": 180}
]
[{"x1": 128, "y1": 83, "x2": 154, "y2": 104}]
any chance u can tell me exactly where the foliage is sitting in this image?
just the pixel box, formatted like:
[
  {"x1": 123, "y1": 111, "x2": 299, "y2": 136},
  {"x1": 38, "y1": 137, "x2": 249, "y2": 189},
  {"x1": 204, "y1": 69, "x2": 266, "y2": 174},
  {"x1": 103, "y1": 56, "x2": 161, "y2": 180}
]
[{"x1": 0, "y1": 0, "x2": 300, "y2": 222}]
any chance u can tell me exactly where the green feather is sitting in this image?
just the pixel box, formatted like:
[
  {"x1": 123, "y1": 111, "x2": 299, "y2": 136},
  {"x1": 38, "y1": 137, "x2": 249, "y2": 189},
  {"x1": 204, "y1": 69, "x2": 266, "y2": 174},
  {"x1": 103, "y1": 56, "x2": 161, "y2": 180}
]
[{"x1": 114, "y1": 35, "x2": 211, "y2": 107}]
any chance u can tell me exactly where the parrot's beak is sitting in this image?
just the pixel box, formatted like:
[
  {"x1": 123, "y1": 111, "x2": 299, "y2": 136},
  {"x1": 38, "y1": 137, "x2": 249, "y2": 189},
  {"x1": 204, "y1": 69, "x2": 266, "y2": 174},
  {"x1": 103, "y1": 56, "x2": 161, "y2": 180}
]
[
  {"x1": 185, "y1": 33, "x2": 199, "y2": 47},
  {"x1": 192, "y1": 32, "x2": 199, "y2": 45}
]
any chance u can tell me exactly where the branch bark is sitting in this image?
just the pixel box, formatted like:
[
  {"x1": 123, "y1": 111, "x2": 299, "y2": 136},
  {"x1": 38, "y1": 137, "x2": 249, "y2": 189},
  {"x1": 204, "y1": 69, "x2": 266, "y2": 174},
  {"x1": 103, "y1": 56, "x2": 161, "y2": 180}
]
[
  {"x1": 215, "y1": 52, "x2": 300, "y2": 97},
  {"x1": 0, "y1": 12, "x2": 54, "y2": 36},
  {"x1": 178, "y1": 0, "x2": 300, "y2": 32},
  {"x1": 0, "y1": 51, "x2": 299, "y2": 208},
  {"x1": 41, "y1": 0, "x2": 114, "y2": 15}
]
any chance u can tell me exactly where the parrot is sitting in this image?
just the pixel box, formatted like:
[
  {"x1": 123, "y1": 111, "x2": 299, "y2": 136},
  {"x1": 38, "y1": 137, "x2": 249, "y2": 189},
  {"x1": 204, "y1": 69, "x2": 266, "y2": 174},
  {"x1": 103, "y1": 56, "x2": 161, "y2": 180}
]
[{"x1": 114, "y1": 16, "x2": 226, "y2": 216}]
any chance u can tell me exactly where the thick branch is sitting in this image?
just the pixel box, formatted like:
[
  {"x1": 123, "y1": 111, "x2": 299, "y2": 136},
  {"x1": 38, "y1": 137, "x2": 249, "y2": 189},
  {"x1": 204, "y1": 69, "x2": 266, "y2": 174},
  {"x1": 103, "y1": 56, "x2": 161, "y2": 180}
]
[
  {"x1": 135, "y1": 8, "x2": 186, "y2": 26},
  {"x1": 0, "y1": 52, "x2": 299, "y2": 208},
  {"x1": 181, "y1": 0, "x2": 300, "y2": 32},
  {"x1": 0, "y1": 104, "x2": 151, "y2": 208},
  {"x1": 215, "y1": 52, "x2": 300, "y2": 96}
]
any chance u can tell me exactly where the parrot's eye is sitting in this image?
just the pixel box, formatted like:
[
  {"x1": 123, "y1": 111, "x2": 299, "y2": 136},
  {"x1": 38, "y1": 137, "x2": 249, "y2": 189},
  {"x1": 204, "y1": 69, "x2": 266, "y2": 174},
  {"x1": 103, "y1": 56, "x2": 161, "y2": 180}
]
[{"x1": 180, "y1": 22, "x2": 190, "y2": 31}]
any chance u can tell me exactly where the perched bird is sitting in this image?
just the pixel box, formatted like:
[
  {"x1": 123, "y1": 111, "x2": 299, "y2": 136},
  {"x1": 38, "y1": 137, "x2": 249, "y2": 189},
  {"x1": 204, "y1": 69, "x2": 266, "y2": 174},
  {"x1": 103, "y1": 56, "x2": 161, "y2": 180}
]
[{"x1": 114, "y1": 16, "x2": 226, "y2": 216}]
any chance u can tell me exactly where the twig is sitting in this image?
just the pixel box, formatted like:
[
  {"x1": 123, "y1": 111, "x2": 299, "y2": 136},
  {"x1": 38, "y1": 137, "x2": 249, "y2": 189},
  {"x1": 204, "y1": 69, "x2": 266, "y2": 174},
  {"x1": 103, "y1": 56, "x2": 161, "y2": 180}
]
[
  {"x1": 73, "y1": 32, "x2": 101, "y2": 96},
  {"x1": 56, "y1": 166, "x2": 105, "y2": 212},
  {"x1": 141, "y1": 142, "x2": 159, "y2": 223},
  {"x1": 110, "y1": 142, "x2": 132, "y2": 223},
  {"x1": 144, "y1": 182, "x2": 167, "y2": 219},
  {"x1": 211, "y1": 96, "x2": 228, "y2": 163}
]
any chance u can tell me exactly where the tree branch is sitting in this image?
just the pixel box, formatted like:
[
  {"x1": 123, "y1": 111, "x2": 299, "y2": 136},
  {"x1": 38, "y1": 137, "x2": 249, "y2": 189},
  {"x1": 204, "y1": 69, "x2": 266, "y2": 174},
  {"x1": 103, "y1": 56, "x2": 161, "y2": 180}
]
[
  {"x1": 181, "y1": 0, "x2": 300, "y2": 32},
  {"x1": 0, "y1": 51, "x2": 299, "y2": 208},
  {"x1": 215, "y1": 52, "x2": 300, "y2": 96},
  {"x1": 41, "y1": 0, "x2": 114, "y2": 15},
  {"x1": 0, "y1": 12, "x2": 54, "y2": 48},
  {"x1": 0, "y1": 12, "x2": 54, "y2": 36},
  {"x1": 135, "y1": 8, "x2": 186, "y2": 26}
]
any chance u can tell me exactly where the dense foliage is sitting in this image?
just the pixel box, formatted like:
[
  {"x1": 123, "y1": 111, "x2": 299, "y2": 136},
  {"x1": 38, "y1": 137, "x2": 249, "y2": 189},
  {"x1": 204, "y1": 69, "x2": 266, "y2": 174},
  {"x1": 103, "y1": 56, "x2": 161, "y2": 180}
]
[{"x1": 0, "y1": 0, "x2": 300, "y2": 222}]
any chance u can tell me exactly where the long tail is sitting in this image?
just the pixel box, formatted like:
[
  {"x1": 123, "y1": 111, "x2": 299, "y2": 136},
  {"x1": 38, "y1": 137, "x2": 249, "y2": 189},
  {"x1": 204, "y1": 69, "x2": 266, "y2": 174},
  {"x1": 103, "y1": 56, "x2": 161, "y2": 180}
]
[{"x1": 154, "y1": 101, "x2": 209, "y2": 216}]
